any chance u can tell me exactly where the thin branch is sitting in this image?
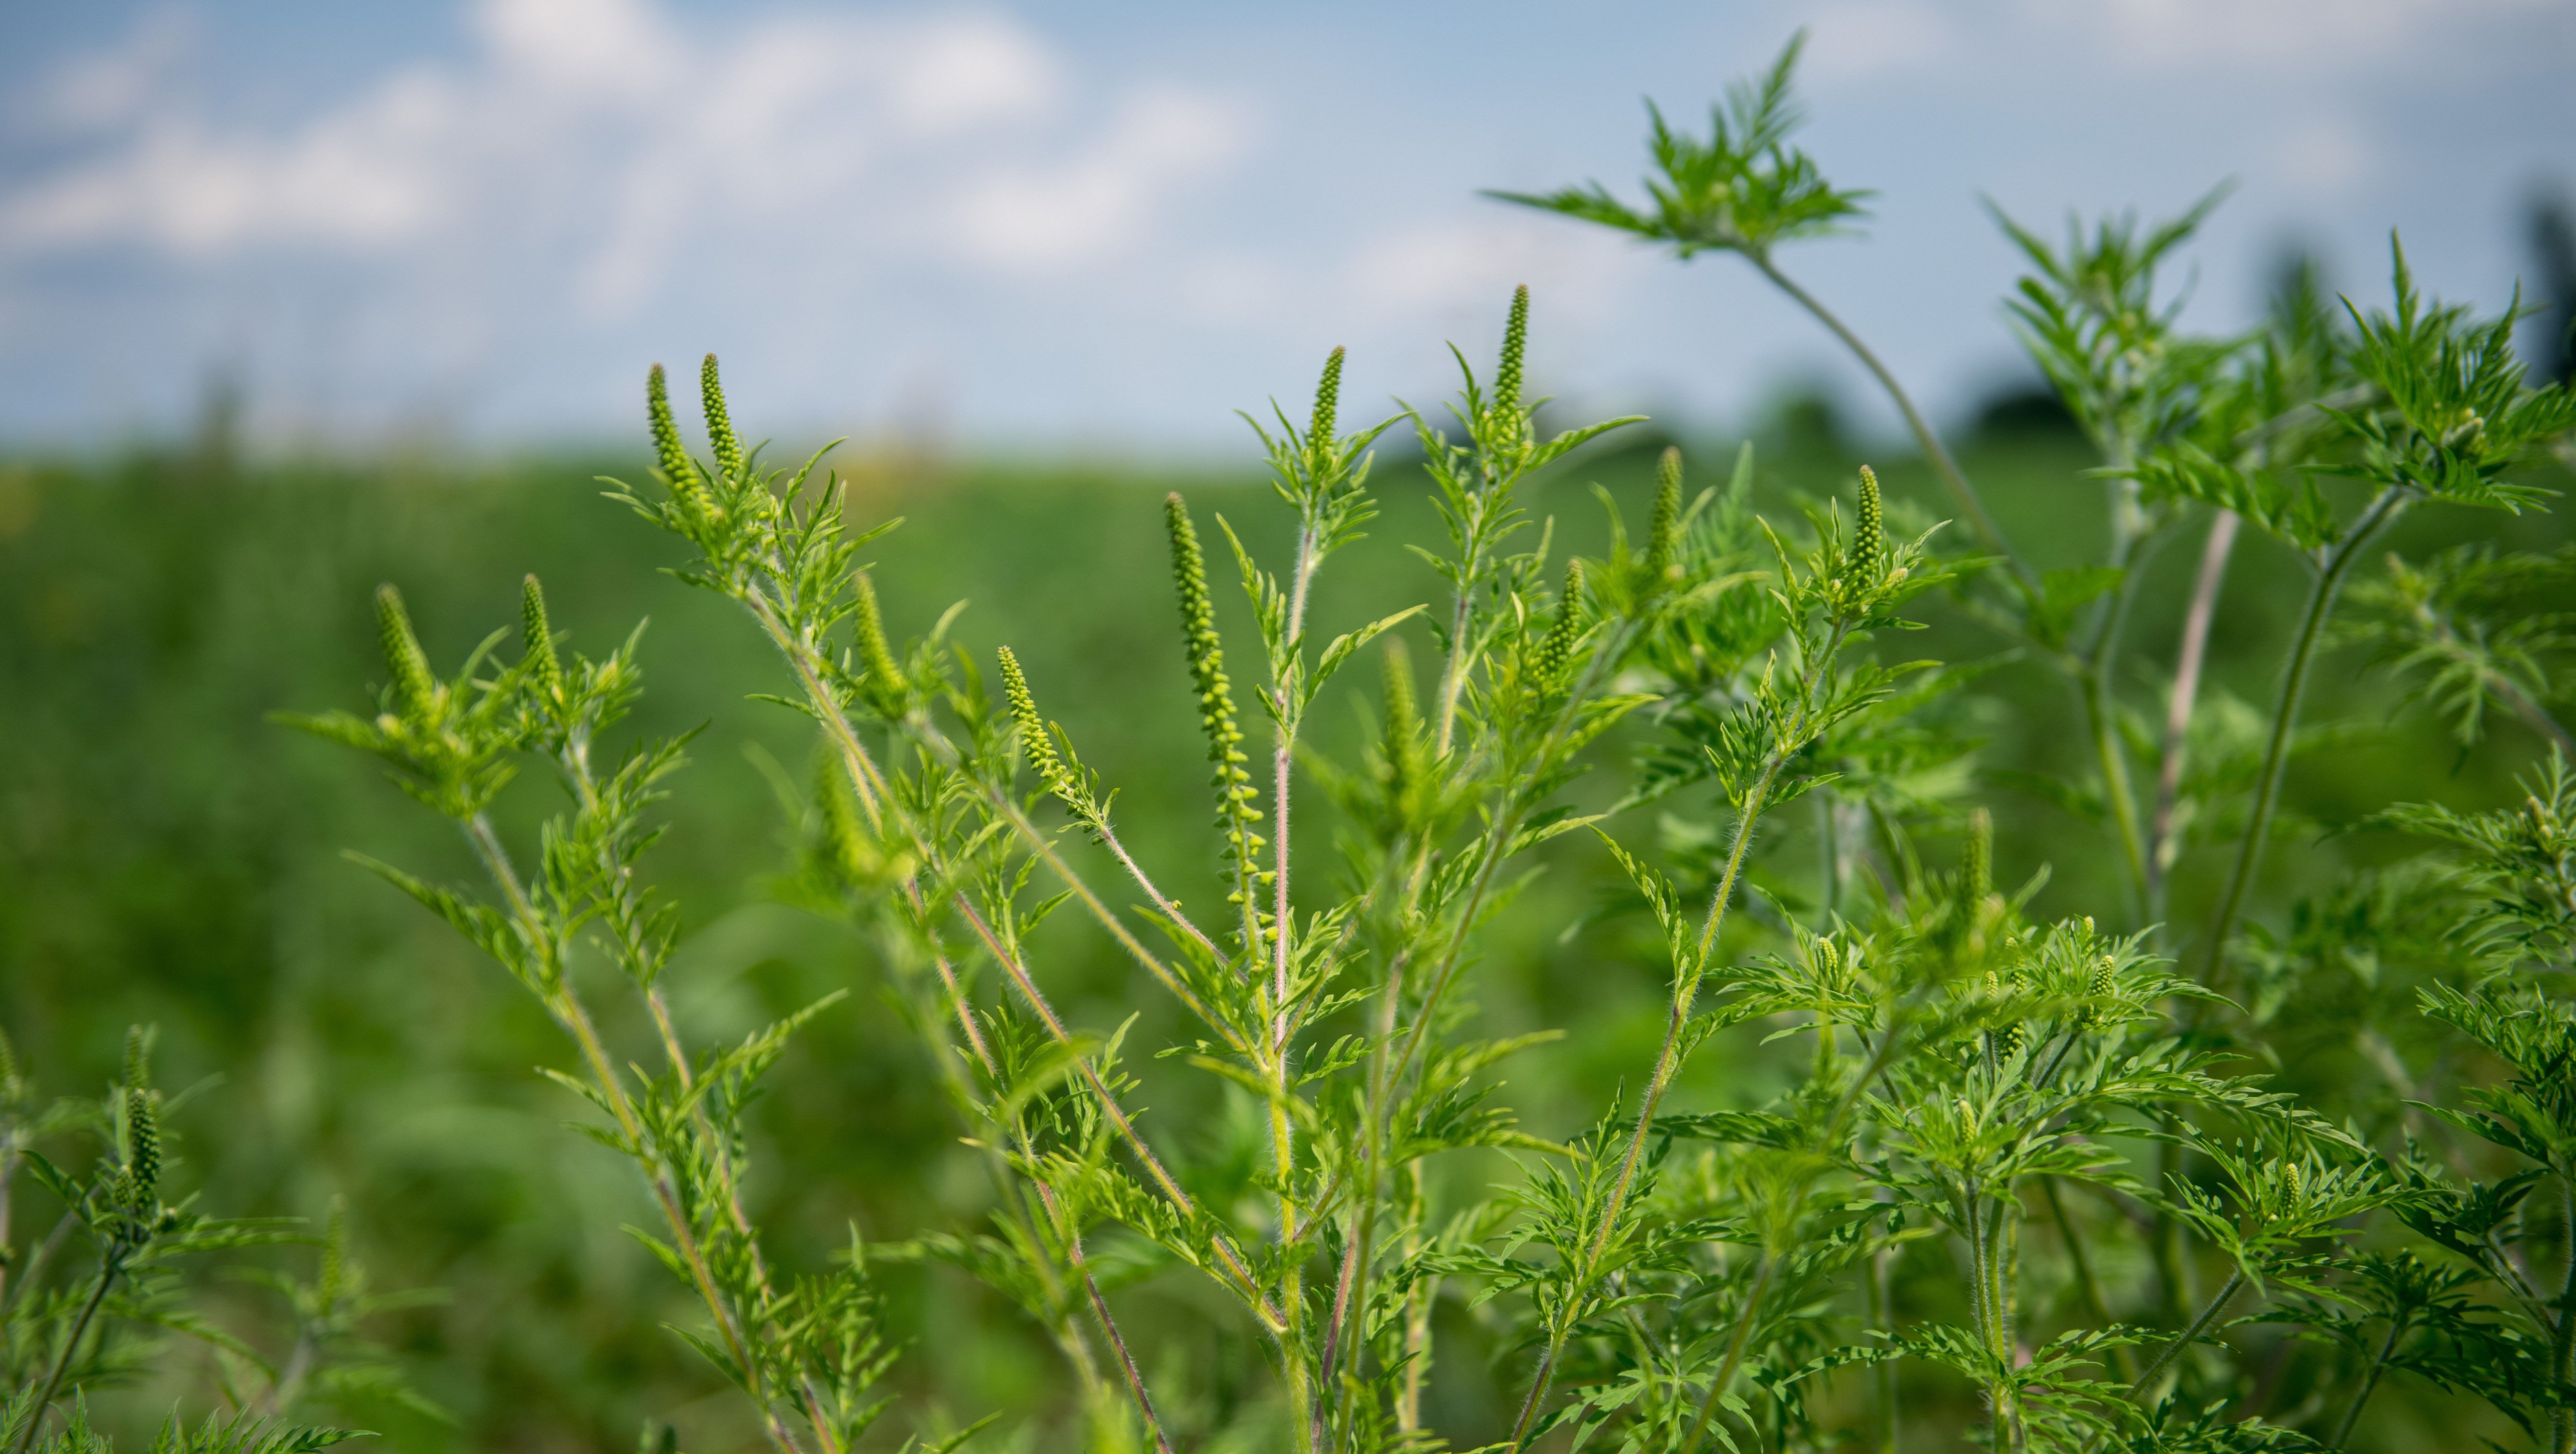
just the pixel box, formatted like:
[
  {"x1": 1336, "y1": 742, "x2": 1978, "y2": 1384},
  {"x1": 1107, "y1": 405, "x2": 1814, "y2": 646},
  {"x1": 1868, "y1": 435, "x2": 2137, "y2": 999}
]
[
  {"x1": 950, "y1": 893, "x2": 1286, "y2": 1331},
  {"x1": 1746, "y1": 250, "x2": 2028, "y2": 585}
]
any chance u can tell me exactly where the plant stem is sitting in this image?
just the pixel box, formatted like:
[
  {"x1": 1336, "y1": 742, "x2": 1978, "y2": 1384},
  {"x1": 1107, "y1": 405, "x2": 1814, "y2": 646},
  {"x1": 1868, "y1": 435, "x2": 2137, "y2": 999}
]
[
  {"x1": 1507, "y1": 621, "x2": 1849, "y2": 1449},
  {"x1": 2131, "y1": 1270, "x2": 2246, "y2": 1404},
  {"x1": 2554, "y1": 1172, "x2": 2576, "y2": 1454},
  {"x1": 2043, "y1": 1178, "x2": 2137, "y2": 1384},
  {"x1": 1261, "y1": 520, "x2": 1323, "y2": 1454},
  {"x1": 1746, "y1": 250, "x2": 2027, "y2": 585},
  {"x1": 2148, "y1": 508, "x2": 2242, "y2": 918},
  {"x1": 15, "y1": 1254, "x2": 119, "y2": 1454},
  {"x1": 1, "y1": 1210, "x2": 77, "y2": 1318},
  {"x1": 916, "y1": 920, "x2": 1169, "y2": 1454},
  {"x1": 2327, "y1": 1313, "x2": 2405, "y2": 1450},
  {"x1": 1096, "y1": 823, "x2": 1222, "y2": 962},
  {"x1": 951, "y1": 894, "x2": 1286, "y2": 1330},
  {"x1": 2076, "y1": 485, "x2": 2162, "y2": 918},
  {"x1": 1039, "y1": 1181, "x2": 1179, "y2": 1454},
  {"x1": 2198, "y1": 486, "x2": 2410, "y2": 988},
  {"x1": 1274, "y1": 520, "x2": 1319, "y2": 1047},
  {"x1": 461, "y1": 814, "x2": 801, "y2": 1454},
  {"x1": 1676, "y1": 1254, "x2": 1778, "y2": 1454}
]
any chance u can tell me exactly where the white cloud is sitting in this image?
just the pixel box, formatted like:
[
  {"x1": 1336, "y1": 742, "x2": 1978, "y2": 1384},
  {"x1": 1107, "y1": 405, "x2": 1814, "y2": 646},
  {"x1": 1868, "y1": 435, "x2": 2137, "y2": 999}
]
[
  {"x1": 0, "y1": 0, "x2": 1236, "y2": 309},
  {"x1": 1797, "y1": 0, "x2": 2561, "y2": 85},
  {"x1": 471, "y1": 0, "x2": 681, "y2": 98},
  {"x1": 2270, "y1": 112, "x2": 2372, "y2": 199},
  {"x1": 1803, "y1": 0, "x2": 1959, "y2": 84},
  {"x1": 947, "y1": 86, "x2": 1245, "y2": 271},
  {"x1": 2067, "y1": 0, "x2": 2556, "y2": 73},
  {"x1": 17, "y1": 6, "x2": 196, "y2": 135}
]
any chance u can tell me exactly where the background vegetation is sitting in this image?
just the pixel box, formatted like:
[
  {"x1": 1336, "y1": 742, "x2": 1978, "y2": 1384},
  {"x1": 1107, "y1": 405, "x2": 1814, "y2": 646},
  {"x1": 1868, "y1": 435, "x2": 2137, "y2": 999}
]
[{"x1": 4, "y1": 362, "x2": 2568, "y2": 1450}]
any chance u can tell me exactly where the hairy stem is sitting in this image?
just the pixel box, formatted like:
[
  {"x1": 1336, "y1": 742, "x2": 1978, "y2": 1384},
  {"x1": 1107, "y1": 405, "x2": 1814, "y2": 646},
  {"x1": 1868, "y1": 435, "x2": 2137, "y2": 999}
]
[{"x1": 2199, "y1": 486, "x2": 2410, "y2": 987}]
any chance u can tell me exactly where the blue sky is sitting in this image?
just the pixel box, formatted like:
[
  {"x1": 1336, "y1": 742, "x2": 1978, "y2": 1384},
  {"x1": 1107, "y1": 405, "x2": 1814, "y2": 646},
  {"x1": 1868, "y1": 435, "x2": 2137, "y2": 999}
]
[{"x1": 2, "y1": 0, "x2": 2570, "y2": 452}]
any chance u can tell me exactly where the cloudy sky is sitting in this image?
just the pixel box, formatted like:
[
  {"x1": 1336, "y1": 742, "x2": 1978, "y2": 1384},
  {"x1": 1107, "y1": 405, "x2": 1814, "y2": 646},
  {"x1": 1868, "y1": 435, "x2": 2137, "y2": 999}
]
[{"x1": 1, "y1": 0, "x2": 2569, "y2": 451}]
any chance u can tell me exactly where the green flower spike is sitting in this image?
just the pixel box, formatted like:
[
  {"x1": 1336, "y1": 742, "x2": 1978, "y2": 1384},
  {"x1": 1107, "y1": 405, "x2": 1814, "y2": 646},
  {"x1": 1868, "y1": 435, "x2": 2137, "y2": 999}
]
[
  {"x1": 1646, "y1": 447, "x2": 1684, "y2": 588},
  {"x1": 646, "y1": 364, "x2": 717, "y2": 530},
  {"x1": 375, "y1": 584, "x2": 439, "y2": 722},
  {"x1": 852, "y1": 572, "x2": 905, "y2": 704},
  {"x1": 1849, "y1": 464, "x2": 1885, "y2": 587},
  {"x1": 700, "y1": 353, "x2": 745, "y2": 480},
  {"x1": 1494, "y1": 285, "x2": 1531, "y2": 415},
  {"x1": 521, "y1": 575, "x2": 564, "y2": 705},
  {"x1": 1534, "y1": 560, "x2": 1586, "y2": 684},
  {"x1": 998, "y1": 646, "x2": 1080, "y2": 815}
]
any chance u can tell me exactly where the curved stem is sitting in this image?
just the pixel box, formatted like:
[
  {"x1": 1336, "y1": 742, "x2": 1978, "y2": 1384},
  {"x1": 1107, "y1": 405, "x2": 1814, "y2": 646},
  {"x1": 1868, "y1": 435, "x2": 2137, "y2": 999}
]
[
  {"x1": 1745, "y1": 251, "x2": 2028, "y2": 585},
  {"x1": 2198, "y1": 487, "x2": 2410, "y2": 987}
]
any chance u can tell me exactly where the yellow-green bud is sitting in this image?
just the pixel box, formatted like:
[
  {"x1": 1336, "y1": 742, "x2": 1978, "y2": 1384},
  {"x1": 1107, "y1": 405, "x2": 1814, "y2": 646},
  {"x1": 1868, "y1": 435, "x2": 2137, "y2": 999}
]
[
  {"x1": 1849, "y1": 465, "x2": 1885, "y2": 586},
  {"x1": 375, "y1": 584, "x2": 438, "y2": 720},
  {"x1": 1646, "y1": 447, "x2": 1684, "y2": 588},
  {"x1": 852, "y1": 572, "x2": 904, "y2": 702},
  {"x1": 700, "y1": 354, "x2": 745, "y2": 480},
  {"x1": 521, "y1": 575, "x2": 564, "y2": 704},
  {"x1": 123, "y1": 1025, "x2": 151, "y2": 1094},
  {"x1": 1963, "y1": 806, "x2": 1992, "y2": 905},
  {"x1": 1166, "y1": 492, "x2": 1264, "y2": 931},
  {"x1": 647, "y1": 365, "x2": 716, "y2": 529},
  {"x1": 1494, "y1": 285, "x2": 1530, "y2": 415},
  {"x1": 126, "y1": 1087, "x2": 159, "y2": 1200},
  {"x1": 1311, "y1": 346, "x2": 1346, "y2": 448},
  {"x1": 1534, "y1": 560, "x2": 1585, "y2": 683},
  {"x1": 998, "y1": 646, "x2": 1079, "y2": 813}
]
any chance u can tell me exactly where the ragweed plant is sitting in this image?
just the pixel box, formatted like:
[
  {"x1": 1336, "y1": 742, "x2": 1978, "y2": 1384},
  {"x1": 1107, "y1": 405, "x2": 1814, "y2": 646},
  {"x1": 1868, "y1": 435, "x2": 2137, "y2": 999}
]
[
  {"x1": 207, "y1": 37, "x2": 2576, "y2": 1454},
  {"x1": 0, "y1": 1030, "x2": 393, "y2": 1454}
]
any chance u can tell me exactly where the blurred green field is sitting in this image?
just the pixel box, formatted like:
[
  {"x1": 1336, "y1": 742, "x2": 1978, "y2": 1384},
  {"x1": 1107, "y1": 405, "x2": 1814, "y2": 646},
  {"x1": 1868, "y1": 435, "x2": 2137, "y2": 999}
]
[{"x1": 4, "y1": 400, "x2": 2569, "y2": 1452}]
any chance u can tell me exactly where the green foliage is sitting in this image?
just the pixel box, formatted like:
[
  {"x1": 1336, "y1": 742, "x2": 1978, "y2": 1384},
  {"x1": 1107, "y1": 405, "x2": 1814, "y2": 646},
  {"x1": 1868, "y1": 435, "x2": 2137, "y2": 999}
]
[{"x1": 11, "y1": 36, "x2": 2576, "y2": 1454}]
